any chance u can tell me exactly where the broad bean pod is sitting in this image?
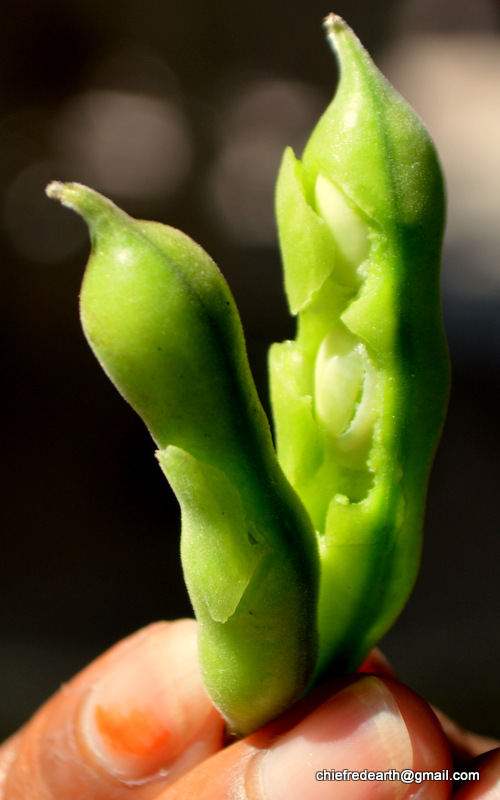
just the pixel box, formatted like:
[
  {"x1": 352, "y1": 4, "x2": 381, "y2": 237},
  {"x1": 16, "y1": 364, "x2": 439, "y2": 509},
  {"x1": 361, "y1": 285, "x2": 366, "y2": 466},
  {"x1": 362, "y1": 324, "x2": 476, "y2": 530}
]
[
  {"x1": 46, "y1": 181, "x2": 319, "y2": 736},
  {"x1": 270, "y1": 14, "x2": 450, "y2": 682},
  {"x1": 46, "y1": 12, "x2": 450, "y2": 736}
]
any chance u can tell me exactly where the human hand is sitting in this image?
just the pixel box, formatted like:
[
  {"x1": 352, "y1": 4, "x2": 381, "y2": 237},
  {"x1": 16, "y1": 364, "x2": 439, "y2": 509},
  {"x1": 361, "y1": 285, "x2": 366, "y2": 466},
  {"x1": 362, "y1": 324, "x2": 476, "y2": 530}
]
[{"x1": 0, "y1": 621, "x2": 497, "y2": 799}]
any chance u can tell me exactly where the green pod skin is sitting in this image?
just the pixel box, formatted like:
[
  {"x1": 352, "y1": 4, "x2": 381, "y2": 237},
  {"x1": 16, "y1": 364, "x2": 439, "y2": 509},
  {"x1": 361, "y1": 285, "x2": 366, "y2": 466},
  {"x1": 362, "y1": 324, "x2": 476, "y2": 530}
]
[
  {"x1": 46, "y1": 181, "x2": 318, "y2": 736},
  {"x1": 270, "y1": 16, "x2": 450, "y2": 682}
]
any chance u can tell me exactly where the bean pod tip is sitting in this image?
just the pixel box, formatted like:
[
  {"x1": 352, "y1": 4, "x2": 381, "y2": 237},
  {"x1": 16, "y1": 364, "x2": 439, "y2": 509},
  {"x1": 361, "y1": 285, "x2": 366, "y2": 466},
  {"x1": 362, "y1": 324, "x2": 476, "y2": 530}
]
[{"x1": 323, "y1": 13, "x2": 346, "y2": 32}]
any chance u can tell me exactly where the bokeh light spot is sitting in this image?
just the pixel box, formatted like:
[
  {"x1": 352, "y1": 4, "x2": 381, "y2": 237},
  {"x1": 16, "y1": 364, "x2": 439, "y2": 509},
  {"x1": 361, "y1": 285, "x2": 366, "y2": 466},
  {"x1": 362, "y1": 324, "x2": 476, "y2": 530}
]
[
  {"x1": 51, "y1": 90, "x2": 192, "y2": 200},
  {"x1": 205, "y1": 77, "x2": 326, "y2": 246}
]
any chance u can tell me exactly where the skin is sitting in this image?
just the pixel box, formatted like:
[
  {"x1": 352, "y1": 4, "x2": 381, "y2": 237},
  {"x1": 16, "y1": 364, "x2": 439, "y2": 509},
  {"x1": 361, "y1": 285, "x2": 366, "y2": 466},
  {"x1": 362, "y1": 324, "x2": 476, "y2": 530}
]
[{"x1": 0, "y1": 622, "x2": 498, "y2": 800}]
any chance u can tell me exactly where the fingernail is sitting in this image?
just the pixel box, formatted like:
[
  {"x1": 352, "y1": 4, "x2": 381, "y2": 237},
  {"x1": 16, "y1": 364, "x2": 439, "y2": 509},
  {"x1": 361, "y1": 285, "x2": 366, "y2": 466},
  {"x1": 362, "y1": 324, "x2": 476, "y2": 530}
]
[
  {"x1": 257, "y1": 676, "x2": 413, "y2": 800},
  {"x1": 80, "y1": 621, "x2": 223, "y2": 782}
]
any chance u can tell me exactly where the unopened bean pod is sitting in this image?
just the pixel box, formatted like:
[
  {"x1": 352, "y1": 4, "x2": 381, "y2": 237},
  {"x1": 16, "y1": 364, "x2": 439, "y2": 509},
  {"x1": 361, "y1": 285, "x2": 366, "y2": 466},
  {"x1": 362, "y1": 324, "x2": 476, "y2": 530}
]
[{"x1": 46, "y1": 181, "x2": 319, "y2": 736}]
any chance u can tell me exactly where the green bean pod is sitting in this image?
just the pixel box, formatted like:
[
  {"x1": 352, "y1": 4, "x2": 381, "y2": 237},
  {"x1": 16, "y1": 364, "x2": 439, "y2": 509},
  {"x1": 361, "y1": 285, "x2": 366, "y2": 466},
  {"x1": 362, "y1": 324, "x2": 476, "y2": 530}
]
[
  {"x1": 270, "y1": 15, "x2": 450, "y2": 681},
  {"x1": 46, "y1": 181, "x2": 318, "y2": 736}
]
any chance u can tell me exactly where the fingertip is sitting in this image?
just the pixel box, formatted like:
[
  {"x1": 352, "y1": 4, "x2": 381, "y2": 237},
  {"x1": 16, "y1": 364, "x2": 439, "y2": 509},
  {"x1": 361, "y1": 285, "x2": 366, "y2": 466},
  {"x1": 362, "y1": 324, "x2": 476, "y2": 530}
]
[
  {"x1": 453, "y1": 748, "x2": 500, "y2": 800},
  {"x1": 162, "y1": 675, "x2": 453, "y2": 800},
  {"x1": 254, "y1": 678, "x2": 397, "y2": 799},
  {"x1": 80, "y1": 619, "x2": 225, "y2": 783},
  {"x1": 358, "y1": 649, "x2": 398, "y2": 679},
  {"x1": 383, "y1": 678, "x2": 452, "y2": 799},
  {"x1": 0, "y1": 621, "x2": 225, "y2": 797}
]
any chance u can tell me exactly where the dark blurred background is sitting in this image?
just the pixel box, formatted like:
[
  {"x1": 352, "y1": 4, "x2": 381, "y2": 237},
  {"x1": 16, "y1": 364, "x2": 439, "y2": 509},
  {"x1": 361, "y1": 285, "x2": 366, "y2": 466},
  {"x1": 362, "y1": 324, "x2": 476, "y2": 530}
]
[{"x1": 1, "y1": 0, "x2": 499, "y2": 742}]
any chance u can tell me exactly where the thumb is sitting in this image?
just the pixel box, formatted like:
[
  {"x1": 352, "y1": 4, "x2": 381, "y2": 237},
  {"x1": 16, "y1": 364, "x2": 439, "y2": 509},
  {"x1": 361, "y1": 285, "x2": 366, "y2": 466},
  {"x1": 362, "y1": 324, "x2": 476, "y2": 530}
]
[
  {"x1": 0, "y1": 620, "x2": 225, "y2": 798},
  {"x1": 162, "y1": 675, "x2": 452, "y2": 800}
]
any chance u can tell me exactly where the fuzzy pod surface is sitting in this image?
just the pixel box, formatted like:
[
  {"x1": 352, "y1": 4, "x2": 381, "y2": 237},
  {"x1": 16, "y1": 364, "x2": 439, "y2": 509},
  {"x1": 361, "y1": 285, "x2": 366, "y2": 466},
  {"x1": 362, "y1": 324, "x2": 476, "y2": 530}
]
[{"x1": 46, "y1": 181, "x2": 319, "y2": 736}]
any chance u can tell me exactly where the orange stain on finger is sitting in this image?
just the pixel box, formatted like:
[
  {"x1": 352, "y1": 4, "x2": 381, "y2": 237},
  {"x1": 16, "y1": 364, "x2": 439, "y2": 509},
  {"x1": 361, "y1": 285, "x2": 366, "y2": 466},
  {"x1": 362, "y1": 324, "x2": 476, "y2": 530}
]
[{"x1": 94, "y1": 704, "x2": 171, "y2": 756}]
